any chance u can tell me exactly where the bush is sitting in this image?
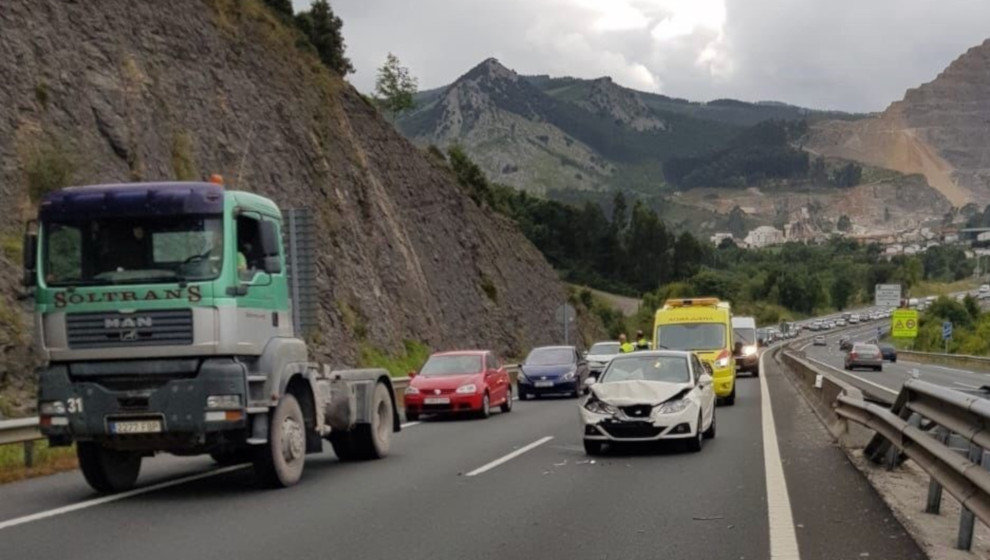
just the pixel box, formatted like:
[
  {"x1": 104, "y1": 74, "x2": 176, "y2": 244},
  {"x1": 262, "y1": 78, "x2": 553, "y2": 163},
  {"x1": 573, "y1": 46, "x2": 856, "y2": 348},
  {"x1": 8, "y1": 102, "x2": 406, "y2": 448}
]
[
  {"x1": 25, "y1": 140, "x2": 75, "y2": 202},
  {"x1": 359, "y1": 339, "x2": 431, "y2": 377}
]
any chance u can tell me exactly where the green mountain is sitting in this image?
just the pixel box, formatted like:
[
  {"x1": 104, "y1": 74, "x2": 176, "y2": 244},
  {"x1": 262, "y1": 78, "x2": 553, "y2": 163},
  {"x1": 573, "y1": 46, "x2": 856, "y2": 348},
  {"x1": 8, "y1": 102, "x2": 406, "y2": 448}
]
[{"x1": 396, "y1": 58, "x2": 861, "y2": 196}]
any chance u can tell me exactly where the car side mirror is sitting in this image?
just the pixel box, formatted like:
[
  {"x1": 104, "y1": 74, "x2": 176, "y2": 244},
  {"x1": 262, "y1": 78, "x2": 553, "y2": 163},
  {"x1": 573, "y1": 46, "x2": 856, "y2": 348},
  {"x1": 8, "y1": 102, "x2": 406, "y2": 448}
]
[
  {"x1": 698, "y1": 374, "x2": 713, "y2": 387},
  {"x1": 582, "y1": 376, "x2": 596, "y2": 394},
  {"x1": 263, "y1": 255, "x2": 282, "y2": 274},
  {"x1": 408, "y1": 370, "x2": 417, "y2": 378},
  {"x1": 21, "y1": 229, "x2": 37, "y2": 288}
]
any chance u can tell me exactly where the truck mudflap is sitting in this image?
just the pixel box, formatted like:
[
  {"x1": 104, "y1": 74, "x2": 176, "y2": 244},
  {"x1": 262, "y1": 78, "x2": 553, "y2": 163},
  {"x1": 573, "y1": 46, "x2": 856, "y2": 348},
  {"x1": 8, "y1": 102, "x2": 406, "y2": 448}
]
[
  {"x1": 326, "y1": 368, "x2": 401, "y2": 433},
  {"x1": 37, "y1": 358, "x2": 249, "y2": 447}
]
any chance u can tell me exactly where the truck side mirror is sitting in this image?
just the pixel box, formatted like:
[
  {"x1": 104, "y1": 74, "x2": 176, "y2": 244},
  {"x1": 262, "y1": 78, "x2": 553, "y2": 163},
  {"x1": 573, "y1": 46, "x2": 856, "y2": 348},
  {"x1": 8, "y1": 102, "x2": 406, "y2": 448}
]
[
  {"x1": 259, "y1": 221, "x2": 282, "y2": 274},
  {"x1": 22, "y1": 229, "x2": 37, "y2": 288}
]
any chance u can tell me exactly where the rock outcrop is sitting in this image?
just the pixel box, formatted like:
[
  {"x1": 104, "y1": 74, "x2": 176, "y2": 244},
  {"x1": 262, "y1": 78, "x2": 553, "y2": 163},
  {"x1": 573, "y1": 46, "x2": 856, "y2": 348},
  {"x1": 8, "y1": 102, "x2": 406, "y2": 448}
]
[
  {"x1": 807, "y1": 39, "x2": 990, "y2": 206},
  {"x1": 0, "y1": 0, "x2": 573, "y2": 413}
]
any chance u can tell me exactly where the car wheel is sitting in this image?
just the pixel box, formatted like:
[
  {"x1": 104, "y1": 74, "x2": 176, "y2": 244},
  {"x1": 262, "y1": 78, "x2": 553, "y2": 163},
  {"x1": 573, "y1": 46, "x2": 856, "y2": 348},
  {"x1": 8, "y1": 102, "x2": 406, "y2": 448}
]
[
  {"x1": 687, "y1": 414, "x2": 704, "y2": 452},
  {"x1": 891, "y1": 357, "x2": 897, "y2": 363},
  {"x1": 753, "y1": 366, "x2": 760, "y2": 378},
  {"x1": 479, "y1": 393, "x2": 490, "y2": 419},
  {"x1": 703, "y1": 408, "x2": 716, "y2": 439},
  {"x1": 405, "y1": 410, "x2": 420, "y2": 422},
  {"x1": 500, "y1": 387, "x2": 513, "y2": 413},
  {"x1": 583, "y1": 439, "x2": 604, "y2": 456}
]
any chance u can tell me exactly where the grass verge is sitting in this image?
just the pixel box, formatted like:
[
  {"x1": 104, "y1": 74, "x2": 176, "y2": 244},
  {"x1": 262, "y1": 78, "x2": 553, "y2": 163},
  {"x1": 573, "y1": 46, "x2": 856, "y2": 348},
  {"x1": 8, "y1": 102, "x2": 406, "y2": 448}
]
[
  {"x1": 359, "y1": 339, "x2": 431, "y2": 378},
  {"x1": 0, "y1": 440, "x2": 78, "y2": 484}
]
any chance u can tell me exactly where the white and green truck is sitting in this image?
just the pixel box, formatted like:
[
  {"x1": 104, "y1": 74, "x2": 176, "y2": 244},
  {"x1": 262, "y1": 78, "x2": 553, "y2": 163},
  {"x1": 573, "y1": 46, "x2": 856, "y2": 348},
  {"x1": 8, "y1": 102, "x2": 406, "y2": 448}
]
[{"x1": 24, "y1": 180, "x2": 400, "y2": 492}]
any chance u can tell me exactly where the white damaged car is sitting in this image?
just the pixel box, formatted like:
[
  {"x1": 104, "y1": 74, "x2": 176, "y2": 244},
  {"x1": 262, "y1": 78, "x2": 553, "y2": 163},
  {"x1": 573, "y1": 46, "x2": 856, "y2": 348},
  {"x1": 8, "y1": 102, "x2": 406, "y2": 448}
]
[{"x1": 579, "y1": 351, "x2": 716, "y2": 455}]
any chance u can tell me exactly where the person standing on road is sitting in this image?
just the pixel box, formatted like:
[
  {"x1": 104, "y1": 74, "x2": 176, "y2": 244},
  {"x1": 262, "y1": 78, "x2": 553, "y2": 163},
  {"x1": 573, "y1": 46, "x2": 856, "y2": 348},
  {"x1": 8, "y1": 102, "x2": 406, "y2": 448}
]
[
  {"x1": 635, "y1": 330, "x2": 649, "y2": 350},
  {"x1": 618, "y1": 333, "x2": 635, "y2": 353}
]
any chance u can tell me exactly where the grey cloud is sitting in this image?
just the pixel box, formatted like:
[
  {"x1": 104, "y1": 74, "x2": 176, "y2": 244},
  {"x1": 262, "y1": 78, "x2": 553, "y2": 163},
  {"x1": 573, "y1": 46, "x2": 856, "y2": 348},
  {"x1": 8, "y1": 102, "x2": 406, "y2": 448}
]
[{"x1": 295, "y1": 0, "x2": 990, "y2": 112}]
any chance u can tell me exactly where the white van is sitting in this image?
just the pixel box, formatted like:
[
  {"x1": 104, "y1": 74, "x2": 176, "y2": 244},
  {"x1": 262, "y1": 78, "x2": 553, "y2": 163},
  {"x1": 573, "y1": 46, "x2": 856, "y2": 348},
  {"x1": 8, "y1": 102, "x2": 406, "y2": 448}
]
[{"x1": 731, "y1": 316, "x2": 759, "y2": 376}]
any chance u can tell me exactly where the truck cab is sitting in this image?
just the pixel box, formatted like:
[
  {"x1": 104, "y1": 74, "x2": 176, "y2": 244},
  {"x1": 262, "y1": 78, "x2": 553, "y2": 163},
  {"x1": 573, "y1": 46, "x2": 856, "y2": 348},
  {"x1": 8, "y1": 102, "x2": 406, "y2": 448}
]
[
  {"x1": 652, "y1": 298, "x2": 736, "y2": 405},
  {"x1": 25, "y1": 181, "x2": 398, "y2": 492}
]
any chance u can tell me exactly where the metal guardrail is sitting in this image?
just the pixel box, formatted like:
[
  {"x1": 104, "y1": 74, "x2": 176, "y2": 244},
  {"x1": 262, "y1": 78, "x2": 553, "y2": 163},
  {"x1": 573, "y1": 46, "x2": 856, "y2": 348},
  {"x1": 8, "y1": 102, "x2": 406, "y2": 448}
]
[{"x1": 898, "y1": 349, "x2": 990, "y2": 374}]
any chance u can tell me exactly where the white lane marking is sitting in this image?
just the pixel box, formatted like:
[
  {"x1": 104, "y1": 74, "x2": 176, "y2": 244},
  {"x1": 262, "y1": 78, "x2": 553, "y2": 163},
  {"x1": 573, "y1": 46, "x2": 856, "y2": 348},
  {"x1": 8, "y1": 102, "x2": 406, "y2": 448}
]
[
  {"x1": 953, "y1": 381, "x2": 981, "y2": 390},
  {"x1": 759, "y1": 350, "x2": 802, "y2": 560},
  {"x1": 2, "y1": 420, "x2": 426, "y2": 530},
  {"x1": 464, "y1": 436, "x2": 554, "y2": 477},
  {"x1": 0, "y1": 464, "x2": 250, "y2": 532}
]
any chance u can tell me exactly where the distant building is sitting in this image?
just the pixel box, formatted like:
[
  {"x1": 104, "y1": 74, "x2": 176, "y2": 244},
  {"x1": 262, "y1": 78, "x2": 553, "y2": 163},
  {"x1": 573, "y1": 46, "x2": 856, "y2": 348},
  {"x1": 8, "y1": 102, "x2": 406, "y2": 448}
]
[{"x1": 744, "y1": 226, "x2": 785, "y2": 248}]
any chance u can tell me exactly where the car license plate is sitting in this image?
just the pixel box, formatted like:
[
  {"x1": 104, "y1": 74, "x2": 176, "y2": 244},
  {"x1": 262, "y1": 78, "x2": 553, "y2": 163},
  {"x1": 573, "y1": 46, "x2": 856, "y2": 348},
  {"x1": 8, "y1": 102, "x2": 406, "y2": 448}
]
[
  {"x1": 535, "y1": 381, "x2": 554, "y2": 388},
  {"x1": 423, "y1": 397, "x2": 450, "y2": 405},
  {"x1": 109, "y1": 420, "x2": 163, "y2": 434}
]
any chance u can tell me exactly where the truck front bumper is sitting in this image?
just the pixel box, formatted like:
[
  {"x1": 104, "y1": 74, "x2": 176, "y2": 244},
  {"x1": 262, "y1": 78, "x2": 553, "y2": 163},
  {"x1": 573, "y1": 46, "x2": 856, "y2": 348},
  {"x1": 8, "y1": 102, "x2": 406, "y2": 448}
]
[{"x1": 38, "y1": 358, "x2": 249, "y2": 450}]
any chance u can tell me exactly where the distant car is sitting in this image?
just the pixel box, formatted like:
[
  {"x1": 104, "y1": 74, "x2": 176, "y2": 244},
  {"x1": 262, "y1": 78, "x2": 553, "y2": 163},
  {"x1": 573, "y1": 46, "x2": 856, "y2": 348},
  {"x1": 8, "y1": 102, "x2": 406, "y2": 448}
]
[
  {"x1": 839, "y1": 338, "x2": 854, "y2": 351},
  {"x1": 878, "y1": 343, "x2": 898, "y2": 362},
  {"x1": 405, "y1": 351, "x2": 512, "y2": 420},
  {"x1": 849, "y1": 314, "x2": 860, "y2": 324},
  {"x1": 586, "y1": 341, "x2": 621, "y2": 377},
  {"x1": 518, "y1": 345, "x2": 589, "y2": 399},
  {"x1": 835, "y1": 319, "x2": 847, "y2": 327},
  {"x1": 845, "y1": 343, "x2": 883, "y2": 372},
  {"x1": 580, "y1": 351, "x2": 716, "y2": 455},
  {"x1": 813, "y1": 335, "x2": 826, "y2": 346},
  {"x1": 732, "y1": 316, "x2": 760, "y2": 376}
]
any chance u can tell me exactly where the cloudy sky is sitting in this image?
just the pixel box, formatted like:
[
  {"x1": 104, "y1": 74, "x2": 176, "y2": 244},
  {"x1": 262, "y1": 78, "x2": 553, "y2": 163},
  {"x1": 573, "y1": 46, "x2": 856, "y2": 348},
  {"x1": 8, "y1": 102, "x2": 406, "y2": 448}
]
[{"x1": 292, "y1": 0, "x2": 990, "y2": 112}]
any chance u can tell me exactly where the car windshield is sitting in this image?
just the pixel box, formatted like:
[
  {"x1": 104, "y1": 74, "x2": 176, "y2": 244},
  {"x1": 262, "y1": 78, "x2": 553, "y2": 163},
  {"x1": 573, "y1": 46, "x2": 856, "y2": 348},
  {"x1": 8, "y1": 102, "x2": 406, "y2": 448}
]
[
  {"x1": 733, "y1": 328, "x2": 756, "y2": 345},
  {"x1": 43, "y1": 215, "x2": 224, "y2": 286},
  {"x1": 419, "y1": 355, "x2": 483, "y2": 376},
  {"x1": 600, "y1": 355, "x2": 691, "y2": 384},
  {"x1": 655, "y1": 323, "x2": 725, "y2": 351},
  {"x1": 526, "y1": 348, "x2": 574, "y2": 365},
  {"x1": 589, "y1": 342, "x2": 620, "y2": 355}
]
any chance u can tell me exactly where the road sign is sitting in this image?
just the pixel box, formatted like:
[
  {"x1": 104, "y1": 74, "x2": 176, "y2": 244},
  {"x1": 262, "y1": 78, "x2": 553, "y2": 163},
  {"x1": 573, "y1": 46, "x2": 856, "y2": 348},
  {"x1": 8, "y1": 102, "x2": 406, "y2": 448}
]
[
  {"x1": 891, "y1": 309, "x2": 919, "y2": 338},
  {"x1": 875, "y1": 284, "x2": 902, "y2": 308},
  {"x1": 942, "y1": 321, "x2": 953, "y2": 340}
]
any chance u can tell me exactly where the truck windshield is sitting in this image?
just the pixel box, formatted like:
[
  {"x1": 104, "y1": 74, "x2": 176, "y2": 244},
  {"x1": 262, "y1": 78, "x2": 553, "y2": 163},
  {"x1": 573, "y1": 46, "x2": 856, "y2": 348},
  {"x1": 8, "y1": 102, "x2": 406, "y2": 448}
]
[
  {"x1": 733, "y1": 328, "x2": 756, "y2": 345},
  {"x1": 656, "y1": 323, "x2": 725, "y2": 351},
  {"x1": 43, "y1": 215, "x2": 224, "y2": 286}
]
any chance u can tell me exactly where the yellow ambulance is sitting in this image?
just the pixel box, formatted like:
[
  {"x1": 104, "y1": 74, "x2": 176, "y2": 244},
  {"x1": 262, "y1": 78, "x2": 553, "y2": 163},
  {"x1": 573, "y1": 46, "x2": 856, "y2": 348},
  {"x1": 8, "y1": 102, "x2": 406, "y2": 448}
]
[{"x1": 653, "y1": 298, "x2": 736, "y2": 405}]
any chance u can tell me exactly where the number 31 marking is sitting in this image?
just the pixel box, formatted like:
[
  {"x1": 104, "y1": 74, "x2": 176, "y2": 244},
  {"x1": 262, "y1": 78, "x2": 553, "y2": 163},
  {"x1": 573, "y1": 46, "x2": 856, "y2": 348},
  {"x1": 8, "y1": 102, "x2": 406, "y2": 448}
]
[{"x1": 67, "y1": 397, "x2": 83, "y2": 414}]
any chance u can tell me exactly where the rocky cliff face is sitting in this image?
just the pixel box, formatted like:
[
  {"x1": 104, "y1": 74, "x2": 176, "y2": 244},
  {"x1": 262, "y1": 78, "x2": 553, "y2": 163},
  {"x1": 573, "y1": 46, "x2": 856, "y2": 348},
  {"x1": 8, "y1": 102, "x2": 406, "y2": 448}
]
[
  {"x1": 807, "y1": 39, "x2": 990, "y2": 207},
  {"x1": 0, "y1": 0, "x2": 573, "y2": 414}
]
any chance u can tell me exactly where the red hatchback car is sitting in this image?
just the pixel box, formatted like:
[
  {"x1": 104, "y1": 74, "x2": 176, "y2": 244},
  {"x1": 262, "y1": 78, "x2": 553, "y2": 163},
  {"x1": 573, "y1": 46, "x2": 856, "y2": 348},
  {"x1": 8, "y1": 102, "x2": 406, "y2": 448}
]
[{"x1": 404, "y1": 351, "x2": 512, "y2": 421}]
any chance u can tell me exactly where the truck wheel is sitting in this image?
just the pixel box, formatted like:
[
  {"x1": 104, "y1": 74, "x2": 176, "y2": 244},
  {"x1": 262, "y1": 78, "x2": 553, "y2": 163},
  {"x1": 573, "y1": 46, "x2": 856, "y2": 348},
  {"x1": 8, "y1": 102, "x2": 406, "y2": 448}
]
[
  {"x1": 329, "y1": 431, "x2": 359, "y2": 462},
  {"x1": 352, "y1": 382, "x2": 393, "y2": 460},
  {"x1": 77, "y1": 441, "x2": 142, "y2": 494},
  {"x1": 254, "y1": 393, "x2": 306, "y2": 488}
]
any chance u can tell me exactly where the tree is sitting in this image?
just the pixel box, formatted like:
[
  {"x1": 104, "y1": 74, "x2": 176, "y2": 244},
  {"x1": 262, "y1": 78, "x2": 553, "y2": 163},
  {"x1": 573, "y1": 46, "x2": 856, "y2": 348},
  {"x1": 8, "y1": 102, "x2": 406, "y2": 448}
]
[
  {"x1": 296, "y1": 1, "x2": 354, "y2": 76},
  {"x1": 836, "y1": 214, "x2": 852, "y2": 232},
  {"x1": 375, "y1": 53, "x2": 417, "y2": 120},
  {"x1": 262, "y1": 0, "x2": 293, "y2": 19},
  {"x1": 830, "y1": 274, "x2": 854, "y2": 310}
]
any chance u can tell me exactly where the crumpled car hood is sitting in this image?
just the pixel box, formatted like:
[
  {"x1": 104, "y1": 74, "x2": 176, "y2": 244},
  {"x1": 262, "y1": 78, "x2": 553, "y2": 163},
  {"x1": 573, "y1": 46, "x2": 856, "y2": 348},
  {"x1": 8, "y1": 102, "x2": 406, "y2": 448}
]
[{"x1": 591, "y1": 380, "x2": 690, "y2": 406}]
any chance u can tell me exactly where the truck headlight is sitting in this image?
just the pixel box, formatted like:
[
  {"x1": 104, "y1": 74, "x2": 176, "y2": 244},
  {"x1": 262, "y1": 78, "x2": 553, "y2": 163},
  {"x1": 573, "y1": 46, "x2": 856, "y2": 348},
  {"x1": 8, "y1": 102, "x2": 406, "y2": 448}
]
[
  {"x1": 405, "y1": 386, "x2": 420, "y2": 395},
  {"x1": 456, "y1": 384, "x2": 477, "y2": 394},
  {"x1": 743, "y1": 346, "x2": 757, "y2": 357},
  {"x1": 40, "y1": 401, "x2": 66, "y2": 415},
  {"x1": 656, "y1": 399, "x2": 689, "y2": 415},
  {"x1": 584, "y1": 398, "x2": 617, "y2": 415},
  {"x1": 714, "y1": 356, "x2": 731, "y2": 369},
  {"x1": 206, "y1": 395, "x2": 242, "y2": 409}
]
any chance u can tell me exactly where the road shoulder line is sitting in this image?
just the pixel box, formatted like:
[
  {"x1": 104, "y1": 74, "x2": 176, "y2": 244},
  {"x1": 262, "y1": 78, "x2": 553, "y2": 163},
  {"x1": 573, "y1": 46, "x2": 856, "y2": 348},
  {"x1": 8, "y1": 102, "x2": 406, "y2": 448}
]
[
  {"x1": 759, "y1": 351, "x2": 802, "y2": 559},
  {"x1": 464, "y1": 436, "x2": 553, "y2": 477}
]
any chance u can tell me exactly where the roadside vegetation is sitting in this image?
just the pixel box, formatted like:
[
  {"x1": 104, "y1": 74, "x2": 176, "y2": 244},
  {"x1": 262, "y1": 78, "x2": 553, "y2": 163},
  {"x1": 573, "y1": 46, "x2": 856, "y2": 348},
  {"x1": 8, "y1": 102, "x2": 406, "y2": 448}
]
[
  {"x1": 358, "y1": 339, "x2": 431, "y2": 378},
  {"x1": 0, "y1": 441, "x2": 77, "y2": 484},
  {"x1": 889, "y1": 295, "x2": 990, "y2": 356}
]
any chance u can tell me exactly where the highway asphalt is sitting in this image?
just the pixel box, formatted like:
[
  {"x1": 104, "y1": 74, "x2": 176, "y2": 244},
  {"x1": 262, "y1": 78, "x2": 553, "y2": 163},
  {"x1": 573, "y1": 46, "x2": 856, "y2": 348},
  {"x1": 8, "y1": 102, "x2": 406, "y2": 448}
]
[{"x1": 0, "y1": 350, "x2": 925, "y2": 559}]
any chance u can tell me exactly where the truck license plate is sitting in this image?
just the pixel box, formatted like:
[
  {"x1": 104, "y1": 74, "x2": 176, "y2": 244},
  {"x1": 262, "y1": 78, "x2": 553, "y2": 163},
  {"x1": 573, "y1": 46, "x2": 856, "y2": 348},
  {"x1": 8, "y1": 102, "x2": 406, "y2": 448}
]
[
  {"x1": 535, "y1": 381, "x2": 554, "y2": 388},
  {"x1": 424, "y1": 397, "x2": 450, "y2": 405},
  {"x1": 110, "y1": 420, "x2": 163, "y2": 434}
]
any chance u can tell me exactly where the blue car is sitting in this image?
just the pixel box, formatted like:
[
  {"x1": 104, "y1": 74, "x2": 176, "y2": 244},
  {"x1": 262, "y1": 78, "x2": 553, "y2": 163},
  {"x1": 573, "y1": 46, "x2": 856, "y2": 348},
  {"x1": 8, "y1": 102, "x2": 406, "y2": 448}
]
[{"x1": 517, "y1": 346, "x2": 589, "y2": 400}]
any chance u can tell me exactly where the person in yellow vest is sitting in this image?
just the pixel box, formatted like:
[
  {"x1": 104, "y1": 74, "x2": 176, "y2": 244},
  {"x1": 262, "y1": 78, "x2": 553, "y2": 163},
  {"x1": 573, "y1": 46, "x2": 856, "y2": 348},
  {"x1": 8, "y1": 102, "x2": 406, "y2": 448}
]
[
  {"x1": 618, "y1": 333, "x2": 635, "y2": 353},
  {"x1": 635, "y1": 330, "x2": 650, "y2": 350}
]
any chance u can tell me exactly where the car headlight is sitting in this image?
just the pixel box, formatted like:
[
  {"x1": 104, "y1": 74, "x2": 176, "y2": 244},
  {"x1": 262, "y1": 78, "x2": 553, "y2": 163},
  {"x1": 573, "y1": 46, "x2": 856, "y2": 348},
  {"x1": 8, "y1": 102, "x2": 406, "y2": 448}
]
[
  {"x1": 584, "y1": 398, "x2": 617, "y2": 415},
  {"x1": 206, "y1": 395, "x2": 242, "y2": 409},
  {"x1": 562, "y1": 369, "x2": 576, "y2": 380},
  {"x1": 656, "y1": 399, "x2": 690, "y2": 415},
  {"x1": 40, "y1": 401, "x2": 66, "y2": 415},
  {"x1": 406, "y1": 386, "x2": 420, "y2": 395},
  {"x1": 743, "y1": 345, "x2": 757, "y2": 357},
  {"x1": 456, "y1": 384, "x2": 478, "y2": 394}
]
